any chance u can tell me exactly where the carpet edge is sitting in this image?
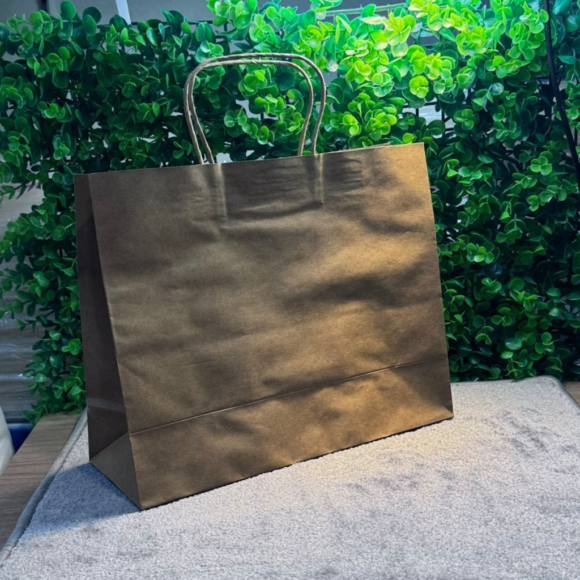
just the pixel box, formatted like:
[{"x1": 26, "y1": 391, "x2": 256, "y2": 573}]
[{"x1": 541, "y1": 375, "x2": 580, "y2": 414}]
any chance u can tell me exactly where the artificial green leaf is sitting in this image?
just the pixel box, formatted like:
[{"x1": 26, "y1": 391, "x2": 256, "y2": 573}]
[
  {"x1": 82, "y1": 7, "x2": 102, "y2": 22},
  {"x1": 60, "y1": 2, "x2": 76, "y2": 20},
  {"x1": 82, "y1": 15, "x2": 97, "y2": 35},
  {"x1": 505, "y1": 338, "x2": 523, "y2": 351},
  {"x1": 553, "y1": 0, "x2": 572, "y2": 15},
  {"x1": 146, "y1": 28, "x2": 157, "y2": 46},
  {"x1": 33, "y1": 272, "x2": 50, "y2": 288}
]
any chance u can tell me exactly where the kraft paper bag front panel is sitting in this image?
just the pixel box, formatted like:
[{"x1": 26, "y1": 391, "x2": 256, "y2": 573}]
[{"x1": 75, "y1": 142, "x2": 453, "y2": 510}]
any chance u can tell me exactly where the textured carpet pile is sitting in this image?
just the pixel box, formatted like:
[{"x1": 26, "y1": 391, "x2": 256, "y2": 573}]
[{"x1": 1, "y1": 377, "x2": 580, "y2": 579}]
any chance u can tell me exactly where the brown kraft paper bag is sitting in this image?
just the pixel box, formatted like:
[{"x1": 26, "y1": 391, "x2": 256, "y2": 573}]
[{"x1": 75, "y1": 53, "x2": 453, "y2": 509}]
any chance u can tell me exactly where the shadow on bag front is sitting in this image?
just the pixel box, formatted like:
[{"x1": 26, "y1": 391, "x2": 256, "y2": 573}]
[{"x1": 75, "y1": 53, "x2": 453, "y2": 510}]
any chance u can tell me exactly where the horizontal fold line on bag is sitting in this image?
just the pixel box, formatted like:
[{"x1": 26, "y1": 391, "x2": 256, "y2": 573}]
[{"x1": 129, "y1": 354, "x2": 448, "y2": 437}]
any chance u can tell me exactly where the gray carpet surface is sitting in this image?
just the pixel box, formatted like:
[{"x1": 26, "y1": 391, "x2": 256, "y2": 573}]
[{"x1": 1, "y1": 377, "x2": 580, "y2": 580}]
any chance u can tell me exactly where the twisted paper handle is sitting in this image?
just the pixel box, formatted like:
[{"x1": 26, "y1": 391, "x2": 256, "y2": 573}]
[{"x1": 183, "y1": 53, "x2": 327, "y2": 164}]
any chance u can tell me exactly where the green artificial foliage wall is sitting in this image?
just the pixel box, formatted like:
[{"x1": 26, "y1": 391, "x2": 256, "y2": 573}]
[{"x1": 1, "y1": 0, "x2": 580, "y2": 421}]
